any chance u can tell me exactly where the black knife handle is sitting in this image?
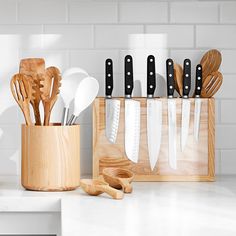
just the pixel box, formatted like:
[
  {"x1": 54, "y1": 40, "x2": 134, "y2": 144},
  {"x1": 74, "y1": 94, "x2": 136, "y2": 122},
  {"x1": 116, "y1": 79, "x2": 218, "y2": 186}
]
[
  {"x1": 147, "y1": 55, "x2": 156, "y2": 97},
  {"x1": 166, "y1": 58, "x2": 175, "y2": 97},
  {"x1": 195, "y1": 64, "x2": 202, "y2": 97},
  {"x1": 124, "y1": 55, "x2": 133, "y2": 97},
  {"x1": 105, "y1": 59, "x2": 113, "y2": 97},
  {"x1": 183, "y1": 59, "x2": 191, "y2": 98}
]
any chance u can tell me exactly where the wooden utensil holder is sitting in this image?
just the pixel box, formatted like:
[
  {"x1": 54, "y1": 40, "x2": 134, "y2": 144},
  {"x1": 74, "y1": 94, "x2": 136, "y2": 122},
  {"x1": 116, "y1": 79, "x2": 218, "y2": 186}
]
[
  {"x1": 21, "y1": 124, "x2": 80, "y2": 191},
  {"x1": 93, "y1": 97, "x2": 215, "y2": 181}
]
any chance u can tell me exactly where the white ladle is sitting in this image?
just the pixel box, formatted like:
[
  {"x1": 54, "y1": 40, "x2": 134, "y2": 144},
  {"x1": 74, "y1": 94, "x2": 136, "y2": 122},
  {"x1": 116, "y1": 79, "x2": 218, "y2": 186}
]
[
  {"x1": 67, "y1": 76, "x2": 99, "y2": 125},
  {"x1": 61, "y1": 67, "x2": 88, "y2": 125}
]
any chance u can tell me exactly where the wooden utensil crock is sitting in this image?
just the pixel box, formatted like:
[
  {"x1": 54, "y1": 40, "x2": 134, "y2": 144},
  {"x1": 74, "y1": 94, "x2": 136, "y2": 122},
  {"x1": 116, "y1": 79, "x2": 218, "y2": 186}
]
[{"x1": 21, "y1": 124, "x2": 80, "y2": 191}]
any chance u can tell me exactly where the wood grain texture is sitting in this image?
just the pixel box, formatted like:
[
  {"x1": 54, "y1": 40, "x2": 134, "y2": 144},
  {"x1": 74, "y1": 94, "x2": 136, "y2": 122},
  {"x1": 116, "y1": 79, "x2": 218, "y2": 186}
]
[
  {"x1": 93, "y1": 97, "x2": 215, "y2": 181},
  {"x1": 21, "y1": 124, "x2": 80, "y2": 191},
  {"x1": 174, "y1": 63, "x2": 183, "y2": 97}
]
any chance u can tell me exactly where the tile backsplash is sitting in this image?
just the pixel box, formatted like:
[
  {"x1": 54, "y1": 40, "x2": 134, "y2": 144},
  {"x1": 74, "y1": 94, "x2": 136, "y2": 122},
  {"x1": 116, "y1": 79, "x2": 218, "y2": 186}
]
[{"x1": 0, "y1": 0, "x2": 235, "y2": 176}]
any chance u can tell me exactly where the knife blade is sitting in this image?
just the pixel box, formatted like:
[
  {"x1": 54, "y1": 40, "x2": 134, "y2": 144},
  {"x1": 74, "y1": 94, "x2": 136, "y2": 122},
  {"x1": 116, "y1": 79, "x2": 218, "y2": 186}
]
[
  {"x1": 105, "y1": 59, "x2": 121, "y2": 143},
  {"x1": 166, "y1": 58, "x2": 177, "y2": 169},
  {"x1": 124, "y1": 55, "x2": 140, "y2": 163},
  {"x1": 146, "y1": 55, "x2": 162, "y2": 171},
  {"x1": 181, "y1": 59, "x2": 191, "y2": 151},
  {"x1": 194, "y1": 64, "x2": 202, "y2": 142}
]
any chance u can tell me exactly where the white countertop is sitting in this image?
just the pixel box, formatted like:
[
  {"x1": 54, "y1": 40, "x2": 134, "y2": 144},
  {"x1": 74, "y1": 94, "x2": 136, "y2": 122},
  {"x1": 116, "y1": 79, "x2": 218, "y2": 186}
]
[{"x1": 1, "y1": 175, "x2": 236, "y2": 236}]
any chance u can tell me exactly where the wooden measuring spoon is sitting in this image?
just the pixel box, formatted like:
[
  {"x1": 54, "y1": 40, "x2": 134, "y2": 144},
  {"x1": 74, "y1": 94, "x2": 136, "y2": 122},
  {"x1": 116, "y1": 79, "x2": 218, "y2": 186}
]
[
  {"x1": 10, "y1": 74, "x2": 33, "y2": 125},
  {"x1": 102, "y1": 168, "x2": 134, "y2": 193},
  {"x1": 40, "y1": 66, "x2": 62, "y2": 126},
  {"x1": 80, "y1": 179, "x2": 124, "y2": 200},
  {"x1": 19, "y1": 58, "x2": 45, "y2": 125},
  {"x1": 201, "y1": 71, "x2": 223, "y2": 98},
  {"x1": 200, "y1": 49, "x2": 222, "y2": 81},
  {"x1": 174, "y1": 63, "x2": 183, "y2": 96}
]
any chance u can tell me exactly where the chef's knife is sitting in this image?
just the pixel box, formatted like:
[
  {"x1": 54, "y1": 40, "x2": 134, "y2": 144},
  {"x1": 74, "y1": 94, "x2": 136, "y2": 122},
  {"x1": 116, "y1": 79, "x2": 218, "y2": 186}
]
[
  {"x1": 147, "y1": 55, "x2": 162, "y2": 170},
  {"x1": 181, "y1": 59, "x2": 191, "y2": 151},
  {"x1": 166, "y1": 59, "x2": 177, "y2": 169},
  {"x1": 194, "y1": 64, "x2": 202, "y2": 142},
  {"x1": 105, "y1": 59, "x2": 120, "y2": 144},
  {"x1": 124, "y1": 55, "x2": 140, "y2": 163}
]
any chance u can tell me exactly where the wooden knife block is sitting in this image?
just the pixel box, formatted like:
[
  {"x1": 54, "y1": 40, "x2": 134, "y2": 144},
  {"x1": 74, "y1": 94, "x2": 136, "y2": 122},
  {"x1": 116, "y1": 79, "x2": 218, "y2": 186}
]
[
  {"x1": 21, "y1": 124, "x2": 80, "y2": 191},
  {"x1": 93, "y1": 97, "x2": 215, "y2": 181}
]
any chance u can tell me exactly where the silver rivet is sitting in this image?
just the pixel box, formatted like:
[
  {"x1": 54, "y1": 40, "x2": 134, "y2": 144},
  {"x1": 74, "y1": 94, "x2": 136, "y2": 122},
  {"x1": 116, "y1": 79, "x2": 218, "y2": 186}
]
[
  {"x1": 127, "y1": 59, "x2": 130, "y2": 62},
  {"x1": 108, "y1": 62, "x2": 111, "y2": 65},
  {"x1": 185, "y1": 86, "x2": 188, "y2": 89},
  {"x1": 168, "y1": 62, "x2": 172, "y2": 65},
  {"x1": 108, "y1": 74, "x2": 111, "y2": 77},
  {"x1": 127, "y1": 85, "x2": 131, "y2": 88},
  {"x1": 186, "y1": 62, "x2": 189, "y2": 65},
  {"x1": 150, "y1": 85, "x2": 153, "y2": 88},
  {"x1": 169, "y1": 74, "x2": 172, "y2": 77},
  {"x1": 150, "y1": 72, "x2": 153, "y2": 75},
  {"x1": 127, "y1": 72, "x2": 131, "y2": 75},
  {"x1": 170, "y1": 85, "x2": 173, "y2": 89},
  {"x1": 197, "y1": 86, "x2": 200, "y2": 90},
  {"x1": 198, "y1": 67, "x2": 201, "y2": 70},
  {"x1": 108, "y1": 85, "x2": 111, "y2": 89},
  {"x1": 150, "y1": 58, "x2": 153, "y2": 62},
  {"x1": 198, "y1": 76, "x2": 201, "y2": 80},
  {"x1": 186, "y1": 74, "x2": 189, "y2": 77}
]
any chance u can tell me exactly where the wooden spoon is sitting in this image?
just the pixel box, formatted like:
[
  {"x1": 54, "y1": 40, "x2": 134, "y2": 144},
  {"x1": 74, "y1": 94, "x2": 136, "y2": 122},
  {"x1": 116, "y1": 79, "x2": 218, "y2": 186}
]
[
  {"x1": 80, "y1": 179, "x2": 124, "y2": 200},
  {"x1": 174, "y1": 63, "x2": 183, "y2": 97},
  {"x1": 10, "y1": 74, "x2": 33, "y2": 125},
  {"x1": 40, "y1": 66, "x2": 62, "y2": 126},
  {"x1": 201, "y1": 71, "x2": 223, "y2": 98},
  {"x1": 200, "y1": 49, "x2": 222, "y2": 81},
  {"x1": 102, "y1": 168, "x2": 134, "y2": 193}
]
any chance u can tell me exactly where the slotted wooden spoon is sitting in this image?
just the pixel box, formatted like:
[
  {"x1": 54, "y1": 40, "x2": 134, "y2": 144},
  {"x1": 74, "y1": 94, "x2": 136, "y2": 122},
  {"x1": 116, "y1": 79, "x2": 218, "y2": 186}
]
[
  {"x1": 10, "y1": 74, "x2": 33, "y2": 125},
  {"x1": 174, "y1": 63, "x2": 183, "y2": 96},
  {"x1": 201, "y1": 71, "x2": 223, "y2": 98},
  {"x1": 200, "y1": 49, "x2": 222, "y2": 81},
  {"x1": 40, "y1": 66, "x2": 62, "y2": 126}
]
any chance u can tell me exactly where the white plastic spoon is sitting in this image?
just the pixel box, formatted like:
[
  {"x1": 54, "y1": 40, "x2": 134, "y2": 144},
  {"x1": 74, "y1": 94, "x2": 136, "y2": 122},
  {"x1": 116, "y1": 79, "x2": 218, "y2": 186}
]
[{"x1": 67, "y1": 76, "x2": 99, "y2": 125}]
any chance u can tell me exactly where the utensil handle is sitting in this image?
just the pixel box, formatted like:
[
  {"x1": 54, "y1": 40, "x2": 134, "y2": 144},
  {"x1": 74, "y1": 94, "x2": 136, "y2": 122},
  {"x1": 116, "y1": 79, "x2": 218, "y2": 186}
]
[
  {"x1": 183, "y1": 59, "x2": 191, "y2": 98},
  {"x1": 147, "y1": 55, "x2": 156, "y2": 97},
  {"x1": 195, "y1": 64, "x2": 202, "y2": 97},
  {"x1": 166, "y1": 59, "x2": 175, "y2": 97},
  {"x1": 96, "y1": 185, "x2": 124, "y2": 200},
  {"x1": 118, "y1": 178, "x2": 133, "y2": 193},
  {"x1": 67, "y1": 114, "x2": 77, "y2": 125},
  {"x1": 105, "y1": 59, "x2": 113, "y2": 97},
  {"x1": 62, "y1": 107, "x2": 69, "y2": 126},
  {"x1": 124, "y1": 55, "x2": 133, "y2": 97}
]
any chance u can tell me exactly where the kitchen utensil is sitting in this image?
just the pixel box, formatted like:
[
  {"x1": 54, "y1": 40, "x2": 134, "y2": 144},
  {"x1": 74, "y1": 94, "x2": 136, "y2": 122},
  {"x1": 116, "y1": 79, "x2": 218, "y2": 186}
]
[
  {"x1": 19, "y1": 58, "x2": 45, "y2": 126},
  {"x1": 201, "y1": 71, "x2": 223, "y2": 98},
  {"x1": 194, "y1": 64, "x2": 203, "y2": 142},
  {"x1": 181, "y1": 59, "x2": 191, "y2": 151},
  {"x1": 61, "y1": 67, "x2": 89, "y2": 125},
  {"x1": 102, "y1": 167, "x2": 134, "y2": 193},
  {"x1": 124, "y1": 55, "x2": 140, "y2": 163},
  {"x1": 80, "y1": 179, "x2": 124, "y2": 200},
  {"x1": 174, "y1": 63, "x2": 183, "y2": 97},
  {"x1": 40, "y1": 66, "x2": 62, "y2": 126},
  {"x1": 200, "y1": 49, "x2": 222, "y2": 81},
  {"x1": 166, "y1": 59, "x2": 177, "y2": 169},
  {"x1": 11, "y1": 74, "x2": 33, "y2": 125},
  {"x1": 105, "y1": 59, "x2": 120, "y2": 143},
  {"x1": 67, "y1": 76, "x2": 99, "y2": 125},
  {"x1": 146, "y1": 55, "x2": 162, "y2": 171}
]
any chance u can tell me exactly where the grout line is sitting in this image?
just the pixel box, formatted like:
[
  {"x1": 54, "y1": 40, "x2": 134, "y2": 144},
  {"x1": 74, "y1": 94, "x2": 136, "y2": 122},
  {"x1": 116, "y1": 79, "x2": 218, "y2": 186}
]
[
  {"x1": 167, "y1": 1, "x2": 171, "y2": 23},
  {"x1": 193, "y1": 25, "x2": 196, "y2": 49}
]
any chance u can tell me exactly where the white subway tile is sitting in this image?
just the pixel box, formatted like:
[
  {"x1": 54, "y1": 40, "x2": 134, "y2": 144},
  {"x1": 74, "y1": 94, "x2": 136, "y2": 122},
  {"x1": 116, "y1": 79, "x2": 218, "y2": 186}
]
[
  {"x1": 119, "y1": 2, "x2": 168, "y2": 23},
  {"x1": 80, "y1": 123, "x2": 92, "y2": 149},
  {"x1": 221, "y1": 50, "x2": 236, "y2": 74},
  {"x1": 216, "y1": 125, "x2": 236, "y2": 149},
  {"x1": 215, "y1": 99, "x2": 220, "y2": 124},
  {"x1": 221, "y1": 150, "x2": 236, "y2": 175},
  {"x1": 220, "y1": 2, "x2": 236, "y2": 23},
  {"x1": 196, "y1": 26, "x2": 236, "y2": 48},
  {"x1": 18, "y1": 0, "x2": 66, "y2": 24},
  {"x1": 80, "y1": 148, "x2": 92, "y2": 176},
  {"x1": 170, "y1": 2, "x2": 218, "y2": 23},
  {"x1": 146, "y1": 25, "x2": 194, "y2": 48},
  {"x1": 0, "y1": 125, "x2": 20, "y2": 148},
  {"x1": 95, "y1": 25, "x2": 144, "y2": 49},
  {"x1": 43, "y1": 25, "x2": 93, "y2": 49},
  {"x1": 69, "y1": 2, "x2": 117, "y2": 23},
  {"x1": 221, "y1": 100, "x2": 236, "y2": 124},
  {"x1": 0, "y1": 0, "x2": 16, "y2": 24},
  {"x1": 215, "y1": 75, "x2": 236, "y2": 99},
  {"x1": 215, "y1": 150, "x2": 221, "y2": 176}
]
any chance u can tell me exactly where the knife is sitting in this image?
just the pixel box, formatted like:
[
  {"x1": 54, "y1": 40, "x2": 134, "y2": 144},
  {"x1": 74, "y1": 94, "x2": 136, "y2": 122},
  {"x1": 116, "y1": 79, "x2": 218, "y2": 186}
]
[
  {"x1": 146, "y1": 55, "x2": 162, "y2": 170},
  {"x1": 194, "y1": 64, "x2": 202, "y2": 142},
  {"x1": 105, "y1": 59, "x2": 121, "y2": 144},
  {"x1": 124, "y1": 55, "x2": 140, "y2": 163},
  {"x1": 181, "y1": 59, "x2": 191, "y2": 151},
  {"x1": 166, "y1": 58, "x2": 177, "y2": 169}
]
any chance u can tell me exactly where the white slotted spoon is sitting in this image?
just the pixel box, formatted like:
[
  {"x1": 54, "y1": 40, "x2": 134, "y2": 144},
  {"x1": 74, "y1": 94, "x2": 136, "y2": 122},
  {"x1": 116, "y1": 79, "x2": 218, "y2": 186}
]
[{"x1": 67, "y1": 76, "x2": 99, "y2": 125}]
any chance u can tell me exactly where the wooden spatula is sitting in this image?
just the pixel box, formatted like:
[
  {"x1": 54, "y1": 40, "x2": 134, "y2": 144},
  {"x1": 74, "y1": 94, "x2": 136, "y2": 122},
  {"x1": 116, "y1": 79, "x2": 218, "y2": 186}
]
[
  {"x1": 200, "y1": 49, "x2": 222, "y2": 81},
  {"x1": 10, "y1": 74, "x2": 33, "y2": 125},
  {"x1": 19, "y1": 58, "x2": 45, "y2": 125},
  {"x1": 201, "y1": 71, "x2": 223, "y2": 98},
  {"x1": 40, "y1": 66, "x2": 62, "y2": 126},
  {"x1": 80, "y1": 179, "x2": 124, "y2": 200},
  {"x1": 174, "y1": 63, "x2": 183, "y2": 96}
]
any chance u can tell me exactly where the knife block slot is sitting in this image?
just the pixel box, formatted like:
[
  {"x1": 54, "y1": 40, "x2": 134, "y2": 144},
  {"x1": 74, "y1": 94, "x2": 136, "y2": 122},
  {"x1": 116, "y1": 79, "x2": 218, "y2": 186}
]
[
  {"x1": 93, "y1": 97, "x2": 215, "y2": 181},
  {"x1": 21, "y1": 124, "x2": 80, "y2": 191}
]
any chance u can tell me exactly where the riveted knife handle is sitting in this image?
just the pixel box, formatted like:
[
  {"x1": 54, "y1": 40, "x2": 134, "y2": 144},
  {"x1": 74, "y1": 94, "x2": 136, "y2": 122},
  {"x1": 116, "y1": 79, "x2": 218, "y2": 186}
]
[
  {"x1": 105, "y1": 58, "x2": 113, "y2": 97},
  {"x1": 195, "y1": 64, "x2": 202, "y2": 97},
  {"x1": 147, "y1": 55, "x2": 156, "y2": 96},
  {"x1": 183, "y1": 59, "x2": 191, "y2": 98},
  {"x1": 125, "y1": 55, "x2": 133, "y2": 97},
  {"x1": 166, "y1": 58, "x2": 175, "y2": 97}
]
